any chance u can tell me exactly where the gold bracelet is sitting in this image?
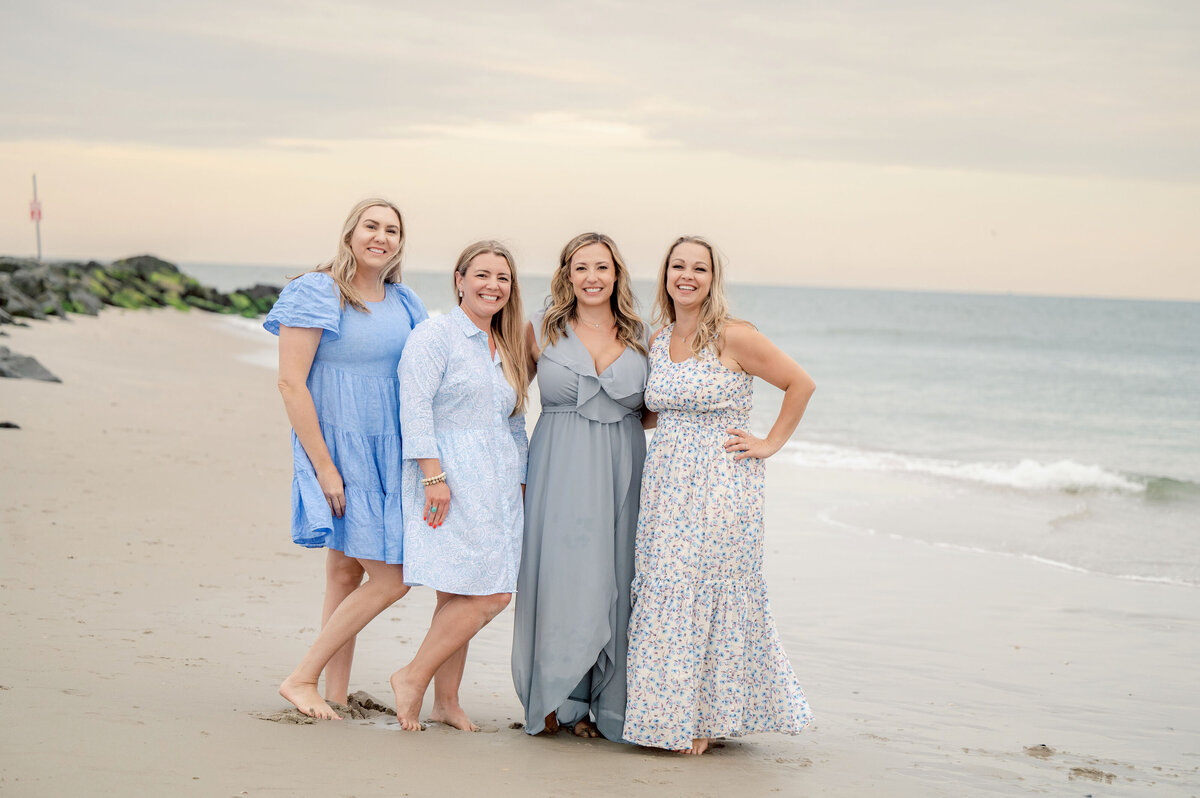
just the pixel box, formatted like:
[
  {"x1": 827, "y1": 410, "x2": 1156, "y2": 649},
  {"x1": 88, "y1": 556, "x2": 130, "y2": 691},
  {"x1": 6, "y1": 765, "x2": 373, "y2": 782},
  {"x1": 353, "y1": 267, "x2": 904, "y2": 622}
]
[{"x1": 420, "y1": 471, "x2": 447, "y2": 487}]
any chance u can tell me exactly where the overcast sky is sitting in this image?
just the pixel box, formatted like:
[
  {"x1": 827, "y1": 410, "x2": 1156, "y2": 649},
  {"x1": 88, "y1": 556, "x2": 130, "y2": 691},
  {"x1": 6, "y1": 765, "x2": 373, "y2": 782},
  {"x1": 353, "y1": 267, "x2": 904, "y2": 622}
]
[{"x1": 2, "y1": 0, "x2": 1198, "y2": 299}]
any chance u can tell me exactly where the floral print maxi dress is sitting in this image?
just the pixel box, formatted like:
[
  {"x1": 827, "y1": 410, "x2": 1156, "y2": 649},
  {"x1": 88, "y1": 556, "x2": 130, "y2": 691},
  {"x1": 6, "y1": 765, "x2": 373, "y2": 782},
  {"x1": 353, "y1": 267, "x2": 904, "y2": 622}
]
[{"x1": 622, "y1": 327, "x2": 812, "y2": 750}]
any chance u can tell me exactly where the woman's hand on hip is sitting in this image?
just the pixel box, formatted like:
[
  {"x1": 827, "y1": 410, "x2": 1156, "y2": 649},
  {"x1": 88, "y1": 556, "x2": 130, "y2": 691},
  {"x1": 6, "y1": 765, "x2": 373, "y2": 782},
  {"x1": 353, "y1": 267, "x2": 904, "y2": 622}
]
[
  {"x1": 317, "y1": 465, "x2": 346, "y2": 518},
  {"x1": 424, "y1": 482, "x2": 451, "y2": 528},
  {"x1": 724, "y1": 428, "x2": 779, "y2": 461}
]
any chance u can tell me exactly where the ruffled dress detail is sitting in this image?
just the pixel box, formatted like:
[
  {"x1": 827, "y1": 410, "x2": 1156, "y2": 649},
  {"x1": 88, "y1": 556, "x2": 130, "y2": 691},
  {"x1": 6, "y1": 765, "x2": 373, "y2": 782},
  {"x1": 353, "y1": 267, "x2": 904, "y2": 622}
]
[
  {"x1": 622, "y1": 327, "x2": 812, "y2": 750},
  {"x1": 263, "y1": 271, "x2": 428, "y2": 563},
  {"x1": 511, "y1": 310, "x2": 649, "y2": 740}
]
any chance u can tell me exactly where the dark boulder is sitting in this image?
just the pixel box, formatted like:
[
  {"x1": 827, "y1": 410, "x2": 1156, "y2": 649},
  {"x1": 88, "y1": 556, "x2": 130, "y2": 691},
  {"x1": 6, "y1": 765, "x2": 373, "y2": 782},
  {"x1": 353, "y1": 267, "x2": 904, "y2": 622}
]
[
  {"x1": 10, "y1": 264, "x2": 49, "y2": 297},
  {"x1": 1, "y1": 280, "x2": 48, "y2": 320},
  {"x1": 67, "y1": 289, "x2": 104, "y2": 315},
  {"x1": 111, "y1": 255, "x2": 181, "y2": 280},
  {"x1": 0, "y1": 256, "x2": 38, "y2": 275},
  {"x1": 0, "y1": 346, "x2": 61, "y2": 382}
]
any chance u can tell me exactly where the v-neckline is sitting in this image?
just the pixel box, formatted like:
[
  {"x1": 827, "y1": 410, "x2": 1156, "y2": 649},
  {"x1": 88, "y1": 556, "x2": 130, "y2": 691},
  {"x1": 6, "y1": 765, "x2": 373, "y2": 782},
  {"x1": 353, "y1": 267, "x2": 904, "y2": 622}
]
[
  {"x1": 665, "y1": 325, "x2": 693, "y2": 365},
  {"x1": 568, "y1": 323, "x2": 626, "y2": 377}
]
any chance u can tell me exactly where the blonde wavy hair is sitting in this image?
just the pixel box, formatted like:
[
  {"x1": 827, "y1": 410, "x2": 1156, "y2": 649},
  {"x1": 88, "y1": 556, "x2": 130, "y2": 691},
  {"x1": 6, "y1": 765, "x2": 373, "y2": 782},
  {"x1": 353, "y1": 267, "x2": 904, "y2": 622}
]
[
  {"x1": 653, "y1": 235, "x2": 738, "y2": 358},
  {"x1": 454, "y1": 240, "x2": 530, "y2": 416},
  {"x1": 312, "y1": 198, "x2": 406, "y2": 312},
  {"x1": 541, "y1": 232, "x2": 646, "y2": 356}
]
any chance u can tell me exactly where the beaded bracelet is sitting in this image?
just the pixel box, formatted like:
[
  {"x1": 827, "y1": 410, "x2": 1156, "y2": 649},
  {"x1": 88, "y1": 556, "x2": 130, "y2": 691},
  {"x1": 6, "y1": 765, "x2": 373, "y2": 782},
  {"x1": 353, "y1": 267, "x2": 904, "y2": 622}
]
[{"x1": 420, "y1": 471, "x2": 447, "y2": 487}]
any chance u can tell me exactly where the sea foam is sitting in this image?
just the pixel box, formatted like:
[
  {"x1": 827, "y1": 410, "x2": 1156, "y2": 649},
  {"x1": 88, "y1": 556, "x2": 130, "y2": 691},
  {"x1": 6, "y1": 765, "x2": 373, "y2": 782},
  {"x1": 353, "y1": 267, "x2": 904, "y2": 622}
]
[{"x1": 781, "y1": 441, "x2": 1146, "y2": 494}]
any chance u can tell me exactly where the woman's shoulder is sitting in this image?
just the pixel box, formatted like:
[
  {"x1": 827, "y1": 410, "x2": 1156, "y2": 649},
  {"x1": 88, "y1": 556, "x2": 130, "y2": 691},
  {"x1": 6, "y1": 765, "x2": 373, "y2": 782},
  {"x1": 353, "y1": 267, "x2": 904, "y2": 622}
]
[
  {"x1": 717, "y1": 319, "x2": 765, "y2": 360},
  {"x1": 389, "y1": 281, "x2": 430, "y2": 323},
  {"x1": 389, "y1": 280, "x2": 422, "y2": 303},
  {"x1": 287, "y1": 270, "x2": 336, "y2": 292},
  {"x1": 263, "y1": 271, "x2": 341, "y2": 336}
]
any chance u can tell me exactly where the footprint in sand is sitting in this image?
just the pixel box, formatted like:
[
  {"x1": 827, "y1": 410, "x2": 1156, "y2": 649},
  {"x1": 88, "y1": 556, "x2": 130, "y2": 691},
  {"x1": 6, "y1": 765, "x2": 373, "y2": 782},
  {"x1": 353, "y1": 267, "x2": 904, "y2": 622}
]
[{"x1": 1069, "y1": 767, "x2": 1116, "y2": 784}]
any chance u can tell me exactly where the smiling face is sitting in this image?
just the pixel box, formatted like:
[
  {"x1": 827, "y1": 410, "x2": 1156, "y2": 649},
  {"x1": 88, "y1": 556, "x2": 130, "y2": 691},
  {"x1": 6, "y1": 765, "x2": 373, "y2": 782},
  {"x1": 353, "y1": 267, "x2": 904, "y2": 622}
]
[
  {"x1": 568, "y1": 242, "x2": 616, "y2": 311},
  {"x1": 455, "y1": 251, "x2": 512, "y2": 327},
  {"x1": 348, "y1": 204, "x2": 403, "y2": 273},
  {"x1": 664, "y1": 240, "x2": 714, "y2": 310}
]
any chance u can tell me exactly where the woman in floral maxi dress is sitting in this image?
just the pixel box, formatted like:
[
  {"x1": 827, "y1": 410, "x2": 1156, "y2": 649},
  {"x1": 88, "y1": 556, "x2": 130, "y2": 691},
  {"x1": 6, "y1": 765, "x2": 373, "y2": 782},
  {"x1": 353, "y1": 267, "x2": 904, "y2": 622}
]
[{"x1": 623, "y1": 236, "x2": 817, "y2": 755}]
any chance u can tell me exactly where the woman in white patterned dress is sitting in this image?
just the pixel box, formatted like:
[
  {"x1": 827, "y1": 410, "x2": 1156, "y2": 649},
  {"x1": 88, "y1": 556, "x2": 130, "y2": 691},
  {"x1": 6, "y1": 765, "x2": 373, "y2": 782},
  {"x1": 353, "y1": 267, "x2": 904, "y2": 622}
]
[
  {"x1": 391, "y1": 241, "x2": 530, "y2": 732},
  {"x1": 623, "y1": 236, "x2": 816, "y2": 755}
]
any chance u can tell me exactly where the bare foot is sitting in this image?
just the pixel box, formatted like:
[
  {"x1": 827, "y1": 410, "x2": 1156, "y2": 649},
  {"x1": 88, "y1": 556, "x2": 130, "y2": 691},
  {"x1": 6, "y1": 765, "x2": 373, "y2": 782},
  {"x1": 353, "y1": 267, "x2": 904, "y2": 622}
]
[
  {"x1": 430, "y1": 701, "x2": 480, "y2": 732},
  {"x1": 539, "y1": 712, "x2": 560, "y2": 736},
  {"x1": 572, "y1": 719, "x2": 601, "y2": 739},
  {"x1": 279, "y1": 677, "x2": 341, "y2": 720},
  {"x1": 389, "y1": 669, "x2": 425, "y2": 731},
  {"x1": 683, "y1": 737, "x2": 713, "y2": 755}
]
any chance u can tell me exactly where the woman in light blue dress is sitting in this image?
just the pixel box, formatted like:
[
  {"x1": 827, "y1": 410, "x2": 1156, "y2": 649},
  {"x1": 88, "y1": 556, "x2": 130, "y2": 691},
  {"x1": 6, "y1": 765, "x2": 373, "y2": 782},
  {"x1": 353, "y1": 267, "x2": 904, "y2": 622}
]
[
  {"x1": 390, "y1": 240, "x2": 530, "y2": 732},
  {"x1": 512, "y1": 232, "x2": 651, "y2": 741},
  {"x1": 266, "y1": 199, "x2": 427, "y2": 721}
]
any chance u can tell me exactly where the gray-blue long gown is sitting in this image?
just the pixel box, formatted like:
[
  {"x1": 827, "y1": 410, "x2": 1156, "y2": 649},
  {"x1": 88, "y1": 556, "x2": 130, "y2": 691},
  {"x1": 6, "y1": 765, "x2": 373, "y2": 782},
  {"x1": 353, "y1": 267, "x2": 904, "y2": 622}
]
[{"x1": 511, "y1": 310, "x2": 649, "y2": 740}]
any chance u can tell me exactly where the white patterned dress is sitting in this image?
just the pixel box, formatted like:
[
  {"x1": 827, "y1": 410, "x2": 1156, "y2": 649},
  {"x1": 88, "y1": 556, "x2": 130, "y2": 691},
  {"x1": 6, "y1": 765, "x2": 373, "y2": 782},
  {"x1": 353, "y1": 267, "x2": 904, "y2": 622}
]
[
  {"x1": 622, "y1": 327, "x2": 812, "y2": 750},
  {"x1": 398, "y1": 307, "x2": 528, "y2": 595}
]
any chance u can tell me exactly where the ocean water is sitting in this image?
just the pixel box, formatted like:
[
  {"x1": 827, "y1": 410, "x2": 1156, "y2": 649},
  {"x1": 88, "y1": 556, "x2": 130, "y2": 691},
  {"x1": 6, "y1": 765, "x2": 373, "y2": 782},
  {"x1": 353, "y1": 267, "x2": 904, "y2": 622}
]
[{"x1": 187, "y1": 262, "x2": 1200, "y2": 586}]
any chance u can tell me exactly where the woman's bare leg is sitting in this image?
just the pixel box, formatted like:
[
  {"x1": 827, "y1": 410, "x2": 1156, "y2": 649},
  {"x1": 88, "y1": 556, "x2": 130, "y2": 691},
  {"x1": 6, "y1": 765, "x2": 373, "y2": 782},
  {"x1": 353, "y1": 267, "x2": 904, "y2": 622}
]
[
  {"x1": 428, "y1": 593, "x2": 476, "y2": 730},
  {"x1": 390, "y1": 591, "x2": 511, "y2": 731},
  {"x1": 321, "y1": 549, "x2": 364, "y2": 705},
  {"x1": 280, "y1": 558, "x2": 409, "y2": 719}
]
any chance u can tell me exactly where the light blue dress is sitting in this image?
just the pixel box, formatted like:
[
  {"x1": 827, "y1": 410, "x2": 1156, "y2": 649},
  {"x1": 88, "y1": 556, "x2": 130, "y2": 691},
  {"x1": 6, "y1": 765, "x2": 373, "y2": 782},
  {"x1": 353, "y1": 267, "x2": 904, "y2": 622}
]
[
  {"x1": 263, "y1": 271, "x2": 428, "y2": 563},
  {"x1": 512, "y1": 310, "x2": 648, "y2": 740},
  {"x1": 398, "y1": 307, "x2": 529, "y2": 595}
]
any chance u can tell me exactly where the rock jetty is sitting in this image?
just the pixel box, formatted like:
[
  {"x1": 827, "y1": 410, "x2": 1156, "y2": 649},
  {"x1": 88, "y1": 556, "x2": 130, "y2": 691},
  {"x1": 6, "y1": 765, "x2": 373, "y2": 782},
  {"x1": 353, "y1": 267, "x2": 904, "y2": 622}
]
[{"x1": 0, "y1": 254, "x2": 280, "y2": 327}]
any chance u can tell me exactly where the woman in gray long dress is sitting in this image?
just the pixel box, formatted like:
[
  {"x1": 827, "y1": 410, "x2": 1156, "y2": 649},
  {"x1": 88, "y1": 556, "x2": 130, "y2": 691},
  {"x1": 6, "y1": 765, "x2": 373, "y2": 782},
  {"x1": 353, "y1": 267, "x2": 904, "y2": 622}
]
[{"x1": 512, "y1": 232, "x2": 652, "y2": 740}]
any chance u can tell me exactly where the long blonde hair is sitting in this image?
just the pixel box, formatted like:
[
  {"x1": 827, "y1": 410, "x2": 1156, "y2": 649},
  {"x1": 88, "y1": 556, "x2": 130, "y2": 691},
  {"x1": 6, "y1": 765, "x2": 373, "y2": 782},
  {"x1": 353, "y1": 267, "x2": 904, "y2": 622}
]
[
  {"x1": 541, "y1": 232, "x2": 646, "y2": 355},
  {"x1": 312, "y1": 198, "x2": 405, "y2": 312},
  {"x1": 653, "y1": 235, "x2": 735, "y2": 358},
  {"x1": 454, "y1": 240, "x2": 530, "y2": 416}
]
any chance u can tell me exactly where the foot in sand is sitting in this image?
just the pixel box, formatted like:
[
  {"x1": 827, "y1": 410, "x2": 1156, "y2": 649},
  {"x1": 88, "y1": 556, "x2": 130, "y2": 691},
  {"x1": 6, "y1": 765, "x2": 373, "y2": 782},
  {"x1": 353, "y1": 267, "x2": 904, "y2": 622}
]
[
  {"x1": 683, "y1": 737, "x2": 713, "y2": 755},
  {"x1": 540, "y1": 712, "x2": 560, "y2": 736},
  {"x1": 572, "y1": 719, "x2": 601, "y2": 739},
  {"x1": 389, "y1": 669, "x2": 425, "y2": 731},
  {"x1": 431, "y1": 701, "x2": 479, "y2": 732},
  {"x1": 279, "y1": 678, "x2": 341, "y2": 720}
]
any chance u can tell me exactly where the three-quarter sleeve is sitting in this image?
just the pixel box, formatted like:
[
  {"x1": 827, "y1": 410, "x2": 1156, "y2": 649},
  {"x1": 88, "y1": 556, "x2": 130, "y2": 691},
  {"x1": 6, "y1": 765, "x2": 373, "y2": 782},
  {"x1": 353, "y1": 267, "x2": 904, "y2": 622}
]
[
  {"x1": 508, "y1": 411, "x2": 529, "y2": 483},
  {"x1": 399, "y1": 321, "x2": 448, "y2": 461},
  {"x1": 263, "y1": 272, "x2": 342, "y2": 338}
]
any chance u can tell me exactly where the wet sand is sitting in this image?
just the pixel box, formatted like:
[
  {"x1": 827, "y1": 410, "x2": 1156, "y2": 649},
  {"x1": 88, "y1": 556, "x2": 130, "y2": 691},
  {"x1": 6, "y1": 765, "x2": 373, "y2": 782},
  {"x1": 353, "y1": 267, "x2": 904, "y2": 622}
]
[{"x1": 0, "y1": 310, "x2": 1196, "y2": 796}]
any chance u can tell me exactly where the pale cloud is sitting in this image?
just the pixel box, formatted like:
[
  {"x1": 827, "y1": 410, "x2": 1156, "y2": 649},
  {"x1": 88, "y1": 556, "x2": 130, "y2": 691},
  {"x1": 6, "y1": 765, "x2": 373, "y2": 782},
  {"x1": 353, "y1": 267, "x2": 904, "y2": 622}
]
[
  {"x1": 411, "y1": 113, "x2": 673, "y2": 149},
  {"x1": 3, "y1": 0, "x2": 1197, "y2": 179}
]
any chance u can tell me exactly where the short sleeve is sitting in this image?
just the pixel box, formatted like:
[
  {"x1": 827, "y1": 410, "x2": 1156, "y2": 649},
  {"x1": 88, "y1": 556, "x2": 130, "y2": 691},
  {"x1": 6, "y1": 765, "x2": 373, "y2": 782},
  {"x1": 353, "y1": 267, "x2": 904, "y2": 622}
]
[
  {"x1": 263, "y1": 272, "x2": 342, "y2": 339},
  {"x1": 393, "y1": 283, "x2": 430, "y2": 329}
]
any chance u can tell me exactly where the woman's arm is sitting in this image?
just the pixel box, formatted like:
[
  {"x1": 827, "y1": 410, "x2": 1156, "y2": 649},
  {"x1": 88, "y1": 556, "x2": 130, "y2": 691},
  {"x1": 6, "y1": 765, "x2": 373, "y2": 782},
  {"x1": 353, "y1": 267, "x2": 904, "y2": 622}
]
[
  {"x1": 416, "y1": 457, "x2": 450, "y2": 528},
  {"x1": 720, "y1": 322, "x2": 816, "y2": 461},
  {"x1": 508, "y1": 411, "x2": 529, "y2": 487},
  {"x1": 640, "y1": 326, "x2": 663, "y2": 430},
  {"x1": 524, "y1": 320, "x2": 540, "y2": 380},
  {"x1": 399, "y1": 324, "x2": 451, "y2": 528},
  {"x1": 277, "y1": 325, "x2": 345, "y2": 516}
]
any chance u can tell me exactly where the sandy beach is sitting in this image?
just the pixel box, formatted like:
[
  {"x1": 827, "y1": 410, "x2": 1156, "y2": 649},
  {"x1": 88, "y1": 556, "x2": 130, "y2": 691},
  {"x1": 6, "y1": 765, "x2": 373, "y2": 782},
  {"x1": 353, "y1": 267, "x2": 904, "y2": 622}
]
[{"x1": 1, "y1": 309, "x2": 1197, "y2": 797}]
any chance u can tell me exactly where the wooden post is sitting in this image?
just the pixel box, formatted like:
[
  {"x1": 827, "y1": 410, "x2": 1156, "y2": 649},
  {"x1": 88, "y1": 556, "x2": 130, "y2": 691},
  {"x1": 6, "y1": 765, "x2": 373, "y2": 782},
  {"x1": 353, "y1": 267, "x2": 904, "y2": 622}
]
[{"x1": 31, "y1": 174, "x2": 43, "y2": 262}]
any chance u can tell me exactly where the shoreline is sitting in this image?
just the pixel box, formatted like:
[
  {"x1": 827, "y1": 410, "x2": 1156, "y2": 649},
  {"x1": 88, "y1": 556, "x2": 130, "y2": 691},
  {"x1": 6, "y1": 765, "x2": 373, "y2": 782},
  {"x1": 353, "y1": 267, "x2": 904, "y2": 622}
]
[{"x1": 1, "y1": 310, "x2": 1197, "y2": 796}]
